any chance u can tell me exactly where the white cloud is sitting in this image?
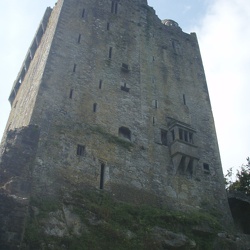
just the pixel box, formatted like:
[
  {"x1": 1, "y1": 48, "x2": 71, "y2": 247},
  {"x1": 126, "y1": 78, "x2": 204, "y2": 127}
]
[{"x1": 195, "y1": 0, "x2": 250, "y2": 172}]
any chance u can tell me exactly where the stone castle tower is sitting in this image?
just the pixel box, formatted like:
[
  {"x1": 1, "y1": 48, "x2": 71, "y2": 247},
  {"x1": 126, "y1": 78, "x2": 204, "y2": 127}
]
[{"x1": 0, "y1": 0, "x2": 232, "y2": 247}]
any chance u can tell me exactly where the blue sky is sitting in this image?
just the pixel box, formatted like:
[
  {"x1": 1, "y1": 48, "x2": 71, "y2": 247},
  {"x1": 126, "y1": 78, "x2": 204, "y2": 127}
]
[{"x1": 0, "y1": 0, "x2": 249, "y2": 174}]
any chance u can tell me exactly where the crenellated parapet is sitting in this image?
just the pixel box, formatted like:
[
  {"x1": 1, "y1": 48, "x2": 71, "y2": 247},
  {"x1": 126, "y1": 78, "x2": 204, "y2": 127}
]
[{"x1": 8, "y1": 7, "x2": 52, "y2": 106}]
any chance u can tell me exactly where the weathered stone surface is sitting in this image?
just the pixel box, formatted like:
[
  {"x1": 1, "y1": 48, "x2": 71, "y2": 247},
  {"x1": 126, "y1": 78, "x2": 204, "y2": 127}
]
[
  {"x1": 0, "y1": 125, "x2": 40, "y2": 250},
  {"x1": 151, "y1": 227, "x2": 196, "y2": 249},
  {"x1": 0, "y1": 0, "x2": 236, "y2": 248}
]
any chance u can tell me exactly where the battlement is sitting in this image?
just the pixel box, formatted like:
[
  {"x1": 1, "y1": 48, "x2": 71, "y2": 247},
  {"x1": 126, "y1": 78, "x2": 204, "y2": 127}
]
[{"x1": 8, "y1": 7, "x2": 52, "y2": 106}]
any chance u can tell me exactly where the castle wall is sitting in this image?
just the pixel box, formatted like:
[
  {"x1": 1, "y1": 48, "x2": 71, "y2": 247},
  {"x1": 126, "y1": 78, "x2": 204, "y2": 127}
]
[
  {"x1": 1, "y1": 0, "x2": 232, "y2": 231},
  {"x1": 1, "y1": 0, "x2": 64, "y2": 143}
]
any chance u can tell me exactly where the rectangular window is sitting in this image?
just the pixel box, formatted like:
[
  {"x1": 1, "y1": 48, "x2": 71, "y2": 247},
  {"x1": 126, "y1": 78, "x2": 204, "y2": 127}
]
[
  {"x1": 161, "y1": 129, "x2": 168, "y2": 146},
  {"x1": 69, "y1": 89, "x2": 73, "y2": 99},
  {"x1": 73, "y1": 64, "x2": 77, "y2": 72},
  {"x1": 109, "y1": 47, "x2": 113, "y2": 59},
  {"x1": 184, "y1": 131, "x2": 188, "y2": 142},
  {"x1": 121, "y1": 63, "x2": 129, "y2": 72},
  {"x1": 203, "y1": 163, "x2": 210, "y2": 174},
  {"x1": 121, "y1": 83, "x2": 129, "y2": 92},
  {"x1": 189, "y1": 133, "x2": 193, "y2": 144},
  {"x1": 107, "y1": 22, "x2": 110, "y2": 30},
  {"x1": 154, "y1": 100, "x2": 158, "y2": 109},
  {"x1": 183, "y1": 94, "x2": 186, "y2": 105},
  {"x1": 100, "y1": 163, "x2": 105, "y2": 189},
  {"x1": 115, "y1": 2, "x2": 118, "y2": 14},
  {"x1": 78, "y1": 34, "x2": 81, "y2": 43},
  {"x1": 171, "y1": 130, "x2": 175, "y2": 141},
  {"x1": 99, "y1": 80, "x2": 102, "y2": 89},
  {"x1": 77, "y1": 145, "x2": 85, "y2": 156},
  {"x1": 111, "y1": 1, "x2": 115, "y2": 13},
  {"x1": 179, "y1": 129, "x2": 183, "y2": 140},
  {"x1": 111, "y1": 2, "x2": 118, "y2": 14},
  {"x1": 82, "y1": 9, "x2": 85, "y2": 18},
  {"x1": 93, "y1": 103, "x2": 97, "y2": 112}
]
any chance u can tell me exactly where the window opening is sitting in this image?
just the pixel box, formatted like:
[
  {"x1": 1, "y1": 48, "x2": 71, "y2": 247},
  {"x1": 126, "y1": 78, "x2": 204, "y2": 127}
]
[
  {"x1": 184, "y1": 131, "x2": 188, "y2": 142},
  {"x1": 189, "y1": 133, "x2": 193, "y2": 144},
  {"x1": 203, "y1": 163, "x2": 210, "y2": 174},
  {"x1": 111, "y1": 1, "x2": 118, "y2": 14},
  {"x1": 179, "y1": 129, "x2": 183, "y2": 140},
  {"x1": 171, "y1": 130, "x2": 175, "y2": 141},
  {"x1": 78, "y1": 34, "x2": 81, "y2": 43},
  {"x1": 161, "y1": 129, "x2": 168, "y2": 146},
  {"x1": 111, "y1": 1, "x2": 115, "y2": 13},
  {"x1": 121, "y1": 83, "x2": 129, "y2": 92},
  {"x1": 100, "y1": 163, "x2": 105, "y2": 189},
  {"x1": 73, "y1": 64, "x2": 77, "y2": 72},
  {"x1": 93, "y1": 103, "x2": 97, "y2": 112},
  {"x1": 119, "y1": 126, "x2": 131, "y2": 141},
  {"x1": 82, "y1": 9, "x2": 85, "y2": 18},
  {"x1": 69, "y1": 89, "x2": 73, "y2": 99},
  {"x1": 109, "y1": 47, "x2": 112, "y2": 59},
  {"x1": 154, "y1": 100, "x2": 158, "y2": 109},
  {"x1": 107, "y1": 22, "x2": 110, "y2": 30},
  {"x1": 99, "y1": 80, "x2": 103, "y2": 89},
  {"x1": 77, "y1": 144, "x2": 85, "y2": 156},
  {"x1": 121, "y1": 63, "x2": 129, "y2": 72},
  {"x1": 153, "y1": 117, "x2": 155, "y2": 125},
  {"x1": 115, "y1": 2, "x2": 118, "y2": 14},
  {"x1": 183, "y1": 94, "x2": 186, "y2": 105}
]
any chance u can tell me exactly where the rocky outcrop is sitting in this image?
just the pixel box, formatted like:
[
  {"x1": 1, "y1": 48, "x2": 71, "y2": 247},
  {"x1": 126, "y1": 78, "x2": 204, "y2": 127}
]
[
  {"x1": 151, "y1": 227, "x2": 196, "y2": 249},
  {"x1": 0, "y1": 125, "x2": 40, "y2": 249}
]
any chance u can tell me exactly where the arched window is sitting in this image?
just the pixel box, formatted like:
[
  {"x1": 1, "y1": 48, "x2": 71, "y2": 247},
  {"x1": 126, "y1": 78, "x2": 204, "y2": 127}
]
[{"x1": 118, "y1": 126, "x2": 131, "y2": 141}]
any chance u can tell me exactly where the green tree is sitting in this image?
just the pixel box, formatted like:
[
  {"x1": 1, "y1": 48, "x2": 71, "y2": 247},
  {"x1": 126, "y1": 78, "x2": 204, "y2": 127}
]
[{"x1": 225, "y1": 157, "x2": 250, "y2": 195}]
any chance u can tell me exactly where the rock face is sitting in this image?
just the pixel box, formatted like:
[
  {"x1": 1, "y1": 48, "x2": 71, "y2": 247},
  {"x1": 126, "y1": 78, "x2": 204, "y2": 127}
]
[
  {"x1": 0, "y1": 125, "x2": 40, "y2": 249},
  {"x1": 0, "y1": 0, "x2": 234, "y2": 248},
  {"x1": 151, "y1": 227, "x2": 196, "y2": 249}
]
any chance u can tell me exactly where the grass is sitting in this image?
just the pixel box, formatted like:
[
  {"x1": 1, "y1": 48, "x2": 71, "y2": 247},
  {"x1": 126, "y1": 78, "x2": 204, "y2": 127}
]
[{"x1": 22, "y1": 190, "x2": 221, "y2": 250}]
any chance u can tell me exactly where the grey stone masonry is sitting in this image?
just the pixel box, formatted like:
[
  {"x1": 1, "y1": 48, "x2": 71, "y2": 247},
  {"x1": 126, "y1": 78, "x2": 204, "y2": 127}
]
[{"x1": 0, "y1": 1, "x2": 233, "y2": 246}]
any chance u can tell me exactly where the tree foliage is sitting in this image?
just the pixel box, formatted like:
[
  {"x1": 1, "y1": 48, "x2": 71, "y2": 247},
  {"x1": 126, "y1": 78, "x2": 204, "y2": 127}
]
[{"x1": 225, "y1": 157, "x2": 250, "y2": 195}]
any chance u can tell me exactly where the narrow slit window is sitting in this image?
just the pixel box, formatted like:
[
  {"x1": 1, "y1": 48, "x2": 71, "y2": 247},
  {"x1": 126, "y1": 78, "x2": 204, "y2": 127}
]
[
  {"x1": 189, "y1": 133, "x2": 193, "y2": 144},
  {"x1": 82, "y1": 9, "x2": 85, "y2": 18},
  {"x1": 78, "y1": 34, "x2": 81, "y2": 43},
  {"x1": 115, "y1": 2, "x2": 118, "y2": 14},
  {"x1": 154, "y1": 100, "x2": 158, "y2": 109},
  {"x1": 93, "y1": 103, "x2": 97, "y2": 112},
  {"x1": 111, "y1": 1, "x2": 115, "y2": 13},
  {"x1": 77, "y1": 144, "x2": 85, "y2": 156},
  {"x1": 184, "y1": 131, "x2": 188, "y2": 142},
  {"x1": 69, "y1": 89, "x2": 73, "y2": 99},
  {"x1": 179, "y1": 129, "x2": 183, "y2": 140},
  {"x1": 153, "y1": 117, "x2": 155, "y2": 125},
  {"x1": 109, "y1": 47, "x2": 113, "y2": 59},
  {"x1": 183, "y1": 94, "x2": 186, "y2": 105},
  {"x1": 99, "y1": 80, "x2": 103, "y2": 89},
  {"x1": 107, "y1": 22, "x2": 110, "y2": 30},
  {"x1": 73, "y1": 64, "x2": 77, "y2": 72},
  {"x1": 100, "y1": 163, "x2": 105, "y2": 189},
  {"x1": 171, "y1": 130, "x2": 175, "y2": 141}
]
